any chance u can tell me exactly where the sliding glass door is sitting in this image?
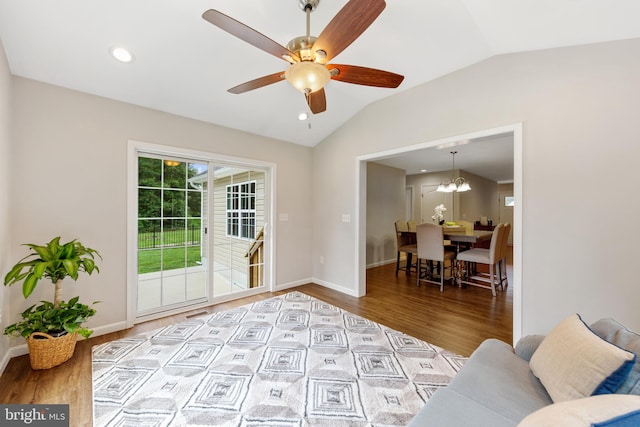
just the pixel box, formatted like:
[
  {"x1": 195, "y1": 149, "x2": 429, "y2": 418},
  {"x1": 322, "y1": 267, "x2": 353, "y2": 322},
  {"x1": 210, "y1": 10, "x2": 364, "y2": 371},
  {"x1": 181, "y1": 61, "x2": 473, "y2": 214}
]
[{"x1": 134, "y1": 150, "x2": 267, "y2": 319}]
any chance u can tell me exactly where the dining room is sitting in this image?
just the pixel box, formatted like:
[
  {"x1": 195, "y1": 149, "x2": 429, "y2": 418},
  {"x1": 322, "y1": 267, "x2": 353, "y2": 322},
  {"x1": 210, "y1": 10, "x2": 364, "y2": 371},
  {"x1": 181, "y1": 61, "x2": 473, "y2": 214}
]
[{"x1": 364, "y1": 132, "x2": 515, "y2": 338}]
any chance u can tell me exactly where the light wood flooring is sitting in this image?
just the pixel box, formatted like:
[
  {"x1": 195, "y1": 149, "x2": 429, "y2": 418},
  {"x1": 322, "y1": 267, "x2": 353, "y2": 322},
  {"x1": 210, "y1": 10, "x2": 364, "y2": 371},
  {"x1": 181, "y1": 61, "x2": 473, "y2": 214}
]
[{"x1": 0, "y1": 257, "x2": 512, "y2": 425}]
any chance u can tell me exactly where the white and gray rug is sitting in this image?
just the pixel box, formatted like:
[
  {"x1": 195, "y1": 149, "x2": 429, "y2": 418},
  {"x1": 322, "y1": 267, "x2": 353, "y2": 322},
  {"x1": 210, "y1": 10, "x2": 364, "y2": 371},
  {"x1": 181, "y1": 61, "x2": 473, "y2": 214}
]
[{"x1": 92, "y1": 291, "x2": 465, "y2": 426}]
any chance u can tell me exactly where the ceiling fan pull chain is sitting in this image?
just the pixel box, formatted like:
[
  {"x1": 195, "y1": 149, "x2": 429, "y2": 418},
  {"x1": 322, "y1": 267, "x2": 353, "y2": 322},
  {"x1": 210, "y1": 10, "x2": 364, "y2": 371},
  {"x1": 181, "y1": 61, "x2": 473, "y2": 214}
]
[{"x1": 306, "y1": 7, "x2": 311, "y2": 44}]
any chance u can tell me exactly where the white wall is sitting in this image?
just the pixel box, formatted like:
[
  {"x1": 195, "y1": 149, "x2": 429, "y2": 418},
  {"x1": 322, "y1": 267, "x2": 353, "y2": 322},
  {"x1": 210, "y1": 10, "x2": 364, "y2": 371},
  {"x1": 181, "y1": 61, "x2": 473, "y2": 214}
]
[
  {"x1": 366, "y1": 162, "x2": 405, "y2": 267},
  {"x1": 312, "y1": 38, "x2": 640, "y2": 336},
  {"x1": 7, "y1": 77, "x2": 313, "y2": 343},
  {"x1": 0, "y1": 38, "x2": 11, "y2": 369}
]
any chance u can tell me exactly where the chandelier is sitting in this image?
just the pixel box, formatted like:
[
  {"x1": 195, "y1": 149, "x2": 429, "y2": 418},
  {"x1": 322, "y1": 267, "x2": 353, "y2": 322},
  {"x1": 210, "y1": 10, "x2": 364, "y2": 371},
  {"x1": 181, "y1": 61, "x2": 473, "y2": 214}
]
[{"x1": 436, "y1": 151, "x2": 472, "y2": 193}]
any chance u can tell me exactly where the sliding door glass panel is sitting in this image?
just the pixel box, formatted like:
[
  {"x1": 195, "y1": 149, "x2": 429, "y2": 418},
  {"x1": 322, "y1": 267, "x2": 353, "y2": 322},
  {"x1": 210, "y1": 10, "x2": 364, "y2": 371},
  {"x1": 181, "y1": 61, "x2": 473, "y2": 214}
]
[
  {"x1": 137, "y1": 156, "x2": 208, "y2": 316},
  {"x1": 212, "y1": 166, "x2": 265, "y2": 297}
]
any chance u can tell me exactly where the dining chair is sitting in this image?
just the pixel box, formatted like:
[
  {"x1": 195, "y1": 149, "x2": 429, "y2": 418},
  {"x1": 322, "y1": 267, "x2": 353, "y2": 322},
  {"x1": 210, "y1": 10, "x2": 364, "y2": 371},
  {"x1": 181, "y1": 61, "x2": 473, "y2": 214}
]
[
  {"x1": 498, "y1": 223, "x2": 511, "y2": 289},
  {"x1": 395, "y1": 220, "x2": 417, "y2": 275},
  {"x1": 456, "y1": 223, "x2": 504, "y2": 296},
  {"x1": 407, "y1": 219, "x2": 417, "y2": 232},
  {"x1": 415, "y1": 223, "x2": 456, "y2": 291},
  {"x1": 453, "y1": 219, "x2": 474, "y2": 251}
]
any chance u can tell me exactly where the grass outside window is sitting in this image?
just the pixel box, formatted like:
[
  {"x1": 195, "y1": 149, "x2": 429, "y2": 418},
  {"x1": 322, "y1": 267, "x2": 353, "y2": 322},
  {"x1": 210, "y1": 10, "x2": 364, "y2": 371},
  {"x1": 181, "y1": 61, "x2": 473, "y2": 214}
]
[{"x1": 138, "y1": 246, "x2": 202, "y2": 274}]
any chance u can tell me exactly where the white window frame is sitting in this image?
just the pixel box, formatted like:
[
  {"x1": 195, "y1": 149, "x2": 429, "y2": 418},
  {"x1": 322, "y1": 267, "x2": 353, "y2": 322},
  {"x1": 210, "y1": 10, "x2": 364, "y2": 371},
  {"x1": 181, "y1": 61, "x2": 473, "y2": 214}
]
[{"x1": 226, "y1": 180, "x2": 256, "y2": 240}]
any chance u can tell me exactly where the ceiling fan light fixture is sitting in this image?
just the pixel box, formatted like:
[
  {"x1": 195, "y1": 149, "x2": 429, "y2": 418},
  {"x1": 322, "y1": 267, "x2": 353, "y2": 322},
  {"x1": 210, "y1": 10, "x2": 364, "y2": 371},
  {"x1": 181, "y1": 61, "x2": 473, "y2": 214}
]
[{"x1": 285, "y1": 61, "x2": 330, "y2": 93}]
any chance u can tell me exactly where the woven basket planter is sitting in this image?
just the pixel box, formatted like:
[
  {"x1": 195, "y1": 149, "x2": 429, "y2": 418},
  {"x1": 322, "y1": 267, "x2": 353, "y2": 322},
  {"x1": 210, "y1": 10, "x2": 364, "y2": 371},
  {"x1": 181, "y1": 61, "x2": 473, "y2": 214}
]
[{"x1": 27, "y1": 331, "x2": 78, "y2": 370}]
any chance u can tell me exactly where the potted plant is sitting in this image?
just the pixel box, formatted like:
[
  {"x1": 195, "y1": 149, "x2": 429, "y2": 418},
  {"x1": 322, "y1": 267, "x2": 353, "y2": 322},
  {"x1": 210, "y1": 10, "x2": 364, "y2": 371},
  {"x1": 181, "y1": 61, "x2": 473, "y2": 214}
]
[{"x1": 3, "y1": 236, "x2": 101, "y2": 369}]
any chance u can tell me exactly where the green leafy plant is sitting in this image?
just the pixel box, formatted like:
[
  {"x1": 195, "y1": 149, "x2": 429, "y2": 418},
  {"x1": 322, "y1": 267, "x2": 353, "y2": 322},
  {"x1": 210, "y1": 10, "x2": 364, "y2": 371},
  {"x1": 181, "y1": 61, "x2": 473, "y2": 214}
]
[
  {"x1": 4, "y1": 297, "x2": 98, "y2": 339},
  {"x1": 3, "y1": 236, "x2": 101, "y2": 339}
]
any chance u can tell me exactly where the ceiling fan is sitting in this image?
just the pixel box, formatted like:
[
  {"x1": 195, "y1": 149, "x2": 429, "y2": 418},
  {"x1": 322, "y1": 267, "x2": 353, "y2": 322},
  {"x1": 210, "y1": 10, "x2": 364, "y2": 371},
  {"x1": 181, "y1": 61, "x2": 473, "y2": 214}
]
[{"x1": 202, "y1": 0, "x2": 404, "y2": 114}]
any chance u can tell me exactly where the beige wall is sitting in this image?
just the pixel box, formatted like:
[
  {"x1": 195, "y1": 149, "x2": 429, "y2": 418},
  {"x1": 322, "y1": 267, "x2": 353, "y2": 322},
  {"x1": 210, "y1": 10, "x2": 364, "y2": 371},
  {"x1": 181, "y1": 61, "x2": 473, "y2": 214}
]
[
  {"x1": 457, "y1": 171, "x2": 498, "y2": 224},
  {"x1": 366, "y1": 162, "x2": 405, "y2": 267},
  {"x1": 7, "y1": 77, "x2": 313, "y2": 343},
  {"x1": 0, "y1": 39, "x2": 11, "y2": 369},
  {"x1": 406, "y1": 170, "x2": 498, "y2": 224},
  {"x1": 313, "y1": 38, "x2": 640, "y2": 336}
]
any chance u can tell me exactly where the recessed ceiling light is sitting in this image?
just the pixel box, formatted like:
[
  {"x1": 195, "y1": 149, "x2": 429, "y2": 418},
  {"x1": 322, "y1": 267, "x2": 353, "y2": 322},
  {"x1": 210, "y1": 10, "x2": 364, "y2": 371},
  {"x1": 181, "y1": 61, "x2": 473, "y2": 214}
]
[
  {"x1": 298, "y1": 112, "x2": 308, "y2": 121},
  {"x1": 421, "y1": 169, "x2": 427, "y2": 173},
  {"x1": 110, "y1": 46, "x2": 134, "y2": 63}
]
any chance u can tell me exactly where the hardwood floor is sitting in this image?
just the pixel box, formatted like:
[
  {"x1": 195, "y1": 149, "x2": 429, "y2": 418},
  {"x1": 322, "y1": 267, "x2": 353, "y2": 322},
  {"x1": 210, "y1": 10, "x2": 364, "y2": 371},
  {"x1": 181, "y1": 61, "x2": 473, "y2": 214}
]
[{"x1": 0, "y1": 259, "x2": 512, "y2": 425}]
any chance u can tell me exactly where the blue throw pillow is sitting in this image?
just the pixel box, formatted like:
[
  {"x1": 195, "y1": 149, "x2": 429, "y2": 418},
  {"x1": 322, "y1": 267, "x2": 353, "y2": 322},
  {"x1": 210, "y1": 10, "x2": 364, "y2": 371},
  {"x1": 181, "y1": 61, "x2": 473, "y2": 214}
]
[
  {"x1": 590, "y1": 318, "x2": 640, "y2": 395},
  {"x1": 592, "y1": 409, "x2": 640, "y2": 426}
]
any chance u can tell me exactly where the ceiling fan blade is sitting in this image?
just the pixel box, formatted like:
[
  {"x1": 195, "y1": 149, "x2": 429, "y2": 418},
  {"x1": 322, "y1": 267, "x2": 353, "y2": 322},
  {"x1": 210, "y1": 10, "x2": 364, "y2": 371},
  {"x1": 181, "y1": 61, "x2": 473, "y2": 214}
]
[
  {"x1": 306, "y1": 89, "x2": 327, "y2": 114},
  {"x1": 312, "y1": 0, "x2": 386, "y2": 63},
  {"x1": 328, "y1": 64, "x2": 404, "y2": 88},
  {"x1": 202, "y1": 9, "x2": 299, "y2": 63},
  {"x1": 228, "y1": 72, "x2": 285, "y2": 94}
]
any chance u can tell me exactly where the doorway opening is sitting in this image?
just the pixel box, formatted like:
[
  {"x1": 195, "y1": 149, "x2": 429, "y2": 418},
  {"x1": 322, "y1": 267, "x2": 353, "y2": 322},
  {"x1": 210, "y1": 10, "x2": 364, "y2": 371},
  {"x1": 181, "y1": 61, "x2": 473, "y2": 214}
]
[{"x1": 356, "y1": 123, "x2": 523, "y2": 342}]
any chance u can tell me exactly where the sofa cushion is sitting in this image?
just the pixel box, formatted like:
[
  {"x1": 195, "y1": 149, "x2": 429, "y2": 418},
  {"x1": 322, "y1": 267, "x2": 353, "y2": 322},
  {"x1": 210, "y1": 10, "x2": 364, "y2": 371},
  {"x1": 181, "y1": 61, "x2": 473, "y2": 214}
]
[
  {"x1": 530, "y1": 314, "x2": 637, "y2": 403},
  {"x1": 514, "y1": 335, "x2": 545, "y2": 362},
  {"x1": 407, "y1": 338, "x2": 552, "y2": 427},
  {"x1": 408, "y1": 387, "x2": 519, "y2": 427},
  {"x1": 517, "y1": 394, "x2": 640, "y2": 427},
  {"x1": 590, "y1": 318, "x2": 640, "y2": 395}
]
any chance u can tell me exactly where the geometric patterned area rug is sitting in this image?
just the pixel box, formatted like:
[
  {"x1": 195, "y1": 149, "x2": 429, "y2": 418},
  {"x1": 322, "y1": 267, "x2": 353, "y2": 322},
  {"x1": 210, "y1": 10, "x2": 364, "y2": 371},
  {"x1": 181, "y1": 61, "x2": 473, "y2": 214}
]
[{"x1": 92, "y1": 292, "x2": 466, "y2": 426}]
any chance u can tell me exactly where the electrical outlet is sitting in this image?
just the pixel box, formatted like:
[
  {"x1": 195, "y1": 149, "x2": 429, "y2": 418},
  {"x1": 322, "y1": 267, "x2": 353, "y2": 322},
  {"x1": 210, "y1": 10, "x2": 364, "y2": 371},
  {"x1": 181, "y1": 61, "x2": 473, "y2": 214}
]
[{"x1": 319, "y1": 256, "x2": 325, "y2": 265}]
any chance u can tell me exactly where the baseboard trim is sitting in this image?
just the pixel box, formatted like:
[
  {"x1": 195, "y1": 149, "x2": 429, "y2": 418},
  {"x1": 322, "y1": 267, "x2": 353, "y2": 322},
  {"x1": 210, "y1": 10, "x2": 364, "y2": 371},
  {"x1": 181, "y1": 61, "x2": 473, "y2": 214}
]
[
  {"x1": 310, "y1": 278, "x2": 360, "y2": 297},
  {"x1": 276, "y1": 278, "x2": 359, "y2": 298},
  {"x1": 0, "y1": 349, "x2": 12, "y2": 376},
  {"x1": 366, "y1": 259, "x2": 396, "y2": 269},
  {"x1": 274, "y1": 278, "x2": 314, "y2": 291}
]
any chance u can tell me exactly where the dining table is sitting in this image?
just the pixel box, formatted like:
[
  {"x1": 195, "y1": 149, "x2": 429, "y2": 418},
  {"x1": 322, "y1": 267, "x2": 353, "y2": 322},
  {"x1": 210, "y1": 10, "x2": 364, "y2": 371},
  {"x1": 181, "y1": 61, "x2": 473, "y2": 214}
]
[
  {"x1": 401, "y1": 227, "x2": 493, "y2": 252},
  {"x1": 443, "y1": 229, "x2": 493, "y2": 252}
]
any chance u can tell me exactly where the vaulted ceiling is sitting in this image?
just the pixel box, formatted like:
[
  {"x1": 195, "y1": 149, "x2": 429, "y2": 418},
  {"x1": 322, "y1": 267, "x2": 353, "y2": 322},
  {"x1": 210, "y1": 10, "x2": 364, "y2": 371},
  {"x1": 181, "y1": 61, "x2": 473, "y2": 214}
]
[{"x1": 1, "y1": 1, "x2": 639, "y2": 151}]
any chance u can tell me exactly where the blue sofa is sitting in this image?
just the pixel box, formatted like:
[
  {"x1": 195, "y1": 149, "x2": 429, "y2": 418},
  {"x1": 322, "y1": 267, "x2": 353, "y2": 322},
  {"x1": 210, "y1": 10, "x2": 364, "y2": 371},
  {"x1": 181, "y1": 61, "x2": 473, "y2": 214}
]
[{"x1": 408, "y1": 317, "x2": 640, "y2": 426}]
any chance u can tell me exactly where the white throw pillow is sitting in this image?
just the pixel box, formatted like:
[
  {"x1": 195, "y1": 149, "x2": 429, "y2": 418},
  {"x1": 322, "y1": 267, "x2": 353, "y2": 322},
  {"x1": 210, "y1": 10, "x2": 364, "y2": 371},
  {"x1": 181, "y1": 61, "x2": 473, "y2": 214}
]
[
  {"x1": 517, "y1": 394, "x2": 640, "y2": 427},
  {"x1": 530, "y1": 314, "x2": 636, "y2": 403}
]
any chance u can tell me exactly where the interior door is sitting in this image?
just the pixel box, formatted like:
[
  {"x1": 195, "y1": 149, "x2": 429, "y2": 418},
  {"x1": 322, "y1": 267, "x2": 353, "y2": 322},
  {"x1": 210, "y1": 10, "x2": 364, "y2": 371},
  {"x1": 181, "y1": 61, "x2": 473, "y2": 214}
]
[{"x1": 405, "y1": 186, "x2": 413, "y2": 221}]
